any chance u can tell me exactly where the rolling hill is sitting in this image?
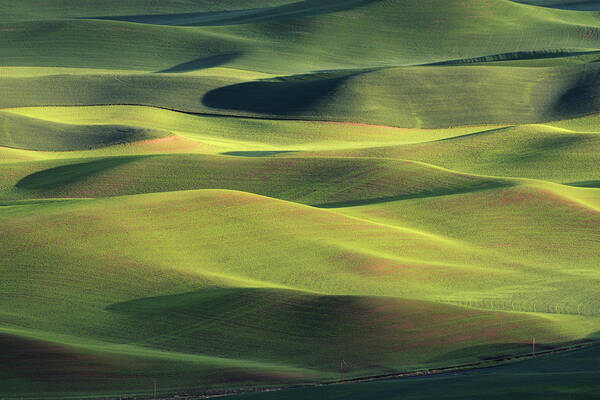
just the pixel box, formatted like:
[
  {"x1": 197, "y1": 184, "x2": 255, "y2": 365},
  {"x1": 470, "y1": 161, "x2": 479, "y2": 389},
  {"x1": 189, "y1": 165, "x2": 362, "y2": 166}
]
[{"x1": 1, "y1": 0, "x2": 599, "y2": 398}]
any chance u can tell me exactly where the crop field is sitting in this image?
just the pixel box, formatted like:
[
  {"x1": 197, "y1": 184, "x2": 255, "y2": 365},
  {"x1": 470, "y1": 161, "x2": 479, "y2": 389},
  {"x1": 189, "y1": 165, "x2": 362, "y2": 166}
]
[{"x1": 1, "y1": 0, "x2": 600, "y2": 399}]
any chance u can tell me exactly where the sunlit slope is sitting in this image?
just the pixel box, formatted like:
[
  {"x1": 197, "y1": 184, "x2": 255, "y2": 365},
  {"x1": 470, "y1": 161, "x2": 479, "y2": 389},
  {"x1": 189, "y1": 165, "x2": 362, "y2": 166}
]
[
  {"x1": 3, "y1": 155, "x2": 511, "y2": 204},
  {"x1": 3, "y1": 64, "x2": 600, "y2": 127},
  {"x1": 336, "y1": 182, "x2": 600, "y2": 314},
  {"x1": 3, "y1": 0, "x2": 600, "y2": 72},
  {"x1": 308, "y1": 124, "x2": 600, "y2": 182},
  {"x1": 2, "y1": 0, "x2": 600, "y2": 397},
  {"x1": 5, "y1": 105, "x2": 494, "y2": 150},
  {"x1": 1, "y1": 190, "x2": 598, "y2": 393},
  {"x1": 3, "y1": 189, "x2": 600, "y2": 320}
]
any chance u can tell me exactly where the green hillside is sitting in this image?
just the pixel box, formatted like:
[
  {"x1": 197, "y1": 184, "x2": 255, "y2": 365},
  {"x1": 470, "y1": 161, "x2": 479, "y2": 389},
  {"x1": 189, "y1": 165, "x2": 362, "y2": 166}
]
[
  {"x1": 307, "y1": 124, "x2": 600, "y2": 182},
  {"x1": 3, "y1": 63, "x2": 600, "y2": 128},
  {"x1": 3, "y1": 0, "x2": 600, "y2": 73},
  {"x1": 1, "y1": 0, "x2": 600, "y2": 398},
  {"x1": 0, "y1": 111, "x2": 168, "y2": 151}
]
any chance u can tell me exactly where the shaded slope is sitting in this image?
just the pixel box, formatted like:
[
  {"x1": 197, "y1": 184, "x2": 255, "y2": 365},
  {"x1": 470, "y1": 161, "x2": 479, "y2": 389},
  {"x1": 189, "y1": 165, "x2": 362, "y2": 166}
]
[
  {"x1": 10, "y1": 155, "x2": 512, "y2": 205},
  {"x1": 513, "y1": 0, "x2": 600, "y2": 10},
  {"x1": 105, "y1": 289, "x2": 572, "y2": 373},
  {"x1": 0, "y1": 111, "x2": 167, "y2": 151},
  {"x1": 4, "y1": 105, "x2": 504, "y2": 149},
  {"x1": 3, "y1": 64, "x2": 600, "y2": 128},
  {"x1": 202, "y1": 65, "x2": 600, "y2": 127},
  {"x1": 422, "y1": 49, "x2": 600, "y2": 67},
  {"x1": 0, "y1": 329, "x2": 313, "y2": 400}
]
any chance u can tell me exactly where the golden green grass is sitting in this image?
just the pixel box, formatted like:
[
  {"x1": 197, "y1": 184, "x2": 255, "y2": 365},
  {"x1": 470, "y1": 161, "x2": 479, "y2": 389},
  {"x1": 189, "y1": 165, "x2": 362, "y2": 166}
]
[{"x1": 2, "y1": 0, "x2": 600, "y2": 398}]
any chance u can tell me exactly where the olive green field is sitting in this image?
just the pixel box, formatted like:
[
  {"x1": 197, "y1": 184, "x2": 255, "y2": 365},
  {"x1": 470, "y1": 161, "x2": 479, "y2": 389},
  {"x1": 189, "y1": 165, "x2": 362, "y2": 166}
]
[{"x1": 1, "y1": 0, "x2": 600, "y2": 399}]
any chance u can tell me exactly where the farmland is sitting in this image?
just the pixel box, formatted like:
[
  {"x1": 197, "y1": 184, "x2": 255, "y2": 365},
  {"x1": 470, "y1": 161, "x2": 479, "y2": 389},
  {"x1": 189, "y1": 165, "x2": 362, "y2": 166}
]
[{"x1": 1, "y1": 0, "x2": 600, "y2": 399}]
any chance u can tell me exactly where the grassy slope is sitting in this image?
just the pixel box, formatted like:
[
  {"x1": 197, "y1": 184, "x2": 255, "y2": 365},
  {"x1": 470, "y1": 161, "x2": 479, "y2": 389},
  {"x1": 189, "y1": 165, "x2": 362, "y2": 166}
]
[
  {"x1": 2, "y1": 0, "x2": 600, "y2": 129},
  {"x1": 3, "y1": 105, "x2": 498, "y2": 150},
  {"x1": 2, "y1": 190, "x2": 599, "y2": 398},
  {"x1": 335, "y1": 182, "x2": 600, "y2": 313},
  {"x1": 2, "y1": 62, "x2": 600, "y2": 128},
  {"x1": 0, "y1": 328, "x2": 314, "y2": 400},
  {"x1": 3, "y1": 0, "x2": 600, "y2": 72},
  {"x1": 0, "y1": 111, "x2": 168, "y2": 151},
  {"x1": 306, "y1": 124, "x2": 600, "y2": 182},
  {"x1": 2, "y1": 0, "x2": 600, "y2": 398},
  {"x1": 1, "y1": 154, "x2": 511, "y2": 203},
  {"x1": 0, "y1": 0, "x2": 297, "y2": 23}
]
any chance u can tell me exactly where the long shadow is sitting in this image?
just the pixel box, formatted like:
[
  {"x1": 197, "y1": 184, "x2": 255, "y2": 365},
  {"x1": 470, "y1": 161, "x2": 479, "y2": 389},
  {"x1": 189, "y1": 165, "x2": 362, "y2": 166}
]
[
  {"x1": 202, "y1": 72, "x2": 361, "y2": 115},
  {"x1": 221, "y1": 150, "x2": 298, "y2": 157},
  {"x1": 15, "y1": 156, "x2": 146, "y2": 191},
  {"x1": 511, "y1": 1, "x2": 600, "y2": 10},
  {"x1": 314, "y1": 180, "x2": 512, "y2": 208},
  {"x1": 157, "y1": 52, "x2": 242, "y2": 73},
  {"x1": 421, "y1": 49, "x2": 600, "y2": 66},
  {"x1": 565, "y1": 180, "x2": 600, "y2": 188}
]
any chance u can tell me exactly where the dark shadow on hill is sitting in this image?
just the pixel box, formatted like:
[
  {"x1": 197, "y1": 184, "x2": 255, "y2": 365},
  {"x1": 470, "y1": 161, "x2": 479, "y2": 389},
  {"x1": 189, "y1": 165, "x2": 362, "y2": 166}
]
[
  {"x1": 510, "y1": 0, "x2": 600, "y2": 10},
  {"x1": 431, "y1": 127, "x2": 513, "y2": 142},
  {"x1": 157, "y1": 53, "x2": 242, "y2": 73},
  {"x1": 15, "y1": 156, "x2": 146, "y2": 191},
  {"x1": 565, "y1": 180, "x2": 600, "y2": 188},
  {"x1": 428, "y1": 342, "x2": 563, "y2": 364},
  {"x1": 0, "y1": 332, "x2": 118, "y2": 382},
  {"x1": 202, "y1": 72, "x2": 360, "y2": 115},
  {"x1": 313, "y1": 180, "x2": 513, "y2": 208},
  {"x1": 422, "y1": 49, "x2": 600, "y2": 66},
  {"x1": 221, "y1": 150, "x2": 298, "y2": 157},
  {"x1": 553, "y1": 69, "x2": 600, "y2": 118},
  {"x1": 0, "y1": 111, "x2": 167, "y2": 151},
  {"x1": 107, "y1": 287, "x2": 264, "y2": 315}
]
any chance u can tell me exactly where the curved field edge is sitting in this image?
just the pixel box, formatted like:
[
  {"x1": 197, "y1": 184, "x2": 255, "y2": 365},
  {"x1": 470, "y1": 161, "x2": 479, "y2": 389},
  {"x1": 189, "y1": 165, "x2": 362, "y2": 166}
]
[
  {"x1": 301, "y1": 123, "x2": 600, "y2": 183},
  {"x1": 3, "y1": 64, "x2": 600, "y2": 128},
  {"x1": 5, "y1": 154, "x2": 514, "y2": 205},
  {"x1": 4, "y1": 0, "x2": 600, "y2": 73},
  {"x1": 1, "y1": 105, "x2": 505, "y2": 151},
  {"x1": 0, "y1": 111, "x2": 169, "y2": 151}
]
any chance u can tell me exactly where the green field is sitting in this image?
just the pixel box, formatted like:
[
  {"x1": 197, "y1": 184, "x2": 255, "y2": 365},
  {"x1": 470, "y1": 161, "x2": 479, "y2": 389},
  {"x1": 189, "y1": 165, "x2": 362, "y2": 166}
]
[{"x1": 1, "y1": 0, "x2": 600, "y2": 399}]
